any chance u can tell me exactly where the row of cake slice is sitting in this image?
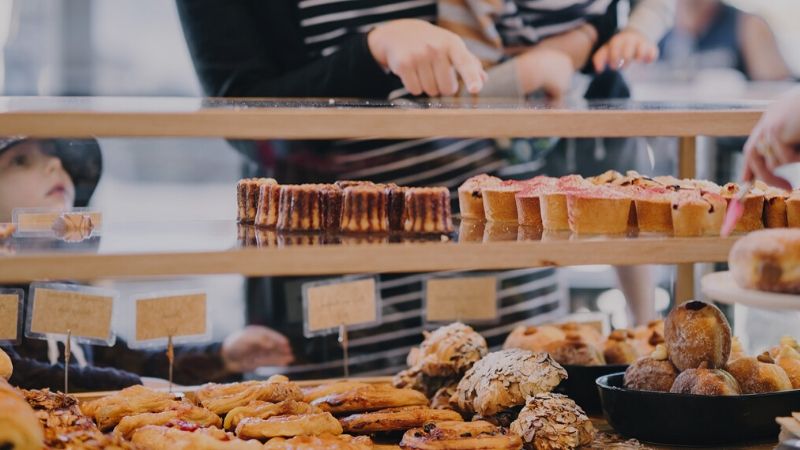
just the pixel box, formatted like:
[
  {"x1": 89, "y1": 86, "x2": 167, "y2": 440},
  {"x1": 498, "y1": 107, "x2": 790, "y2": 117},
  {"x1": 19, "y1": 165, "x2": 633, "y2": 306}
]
[
  {"x1": 237, "y1": 179, "x2": 453, "y2": 234},
  {"x1": 458, "y1": 171, "x2": 800, "y2": 236}
]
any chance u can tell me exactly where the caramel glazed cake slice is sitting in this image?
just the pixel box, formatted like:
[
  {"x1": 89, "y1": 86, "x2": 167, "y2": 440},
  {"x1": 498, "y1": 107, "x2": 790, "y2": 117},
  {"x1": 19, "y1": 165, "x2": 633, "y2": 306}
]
[{"x1": 276, "y1": 184, "x2": 342, "y2": 233}]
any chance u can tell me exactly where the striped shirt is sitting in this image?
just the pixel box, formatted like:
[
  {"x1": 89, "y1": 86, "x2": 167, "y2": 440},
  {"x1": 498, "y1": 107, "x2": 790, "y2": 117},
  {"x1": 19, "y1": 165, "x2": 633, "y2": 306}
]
[
  {"x1": 249, "y1": 0, "x2": 571, "y2": 379},
  {"x1": 496, "y1": 0, "x2": 613, "y2": 48}
]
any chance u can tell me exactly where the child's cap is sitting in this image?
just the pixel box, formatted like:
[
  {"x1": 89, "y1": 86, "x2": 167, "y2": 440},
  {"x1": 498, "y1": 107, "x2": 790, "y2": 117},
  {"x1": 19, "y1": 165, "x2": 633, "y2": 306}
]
[{"x1": 0, "y1": 137, "x2": 102, "y2": 207}]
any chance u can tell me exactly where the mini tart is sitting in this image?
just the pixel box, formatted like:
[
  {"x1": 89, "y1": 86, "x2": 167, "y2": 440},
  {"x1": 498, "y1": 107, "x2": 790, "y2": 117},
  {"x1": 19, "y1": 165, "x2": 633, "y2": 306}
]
[
  {"x1": 402, "y1": 187, "x2": 454, "y2": 234},
  {"x1": 482, "y1": 183, "x2": 522, "y2": 223},
  {"x1": 399, "y1": 420, "x2": 522, "y2": 450},
  {"x1": 763, "y1": 186, "x2": 789, "y2": 228},
  {"x1": 540, "y1": 175, "x2": 589, "y2": 231},
  {"x1": 721, "y1": 183, "x2": 765, "y2": 232},
  {"x1": 338, "y1": 406, "x2": 462, "y2": 434},
  {"x1": 671, "y1": 189, "x2": 727, "y2": 237},
  {"x1": 514, "y1": 176, "x2": 557, "y2": 228},
  {"x1": 566, "y1": 187, "x2": 632, "y2": 235},
  {"x1": 627, "y1": 186, "x2": 674, "y2": 233},
  {"x1": 728, "y1": 229, "x2": 800, "y2": 294},
  {"x1": 457, "y1": 174, "x2": 502, "y2": 220}
]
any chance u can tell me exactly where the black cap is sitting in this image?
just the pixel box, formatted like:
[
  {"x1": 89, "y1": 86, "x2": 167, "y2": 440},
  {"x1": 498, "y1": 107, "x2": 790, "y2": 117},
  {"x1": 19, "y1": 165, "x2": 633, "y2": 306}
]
[{"x1": 0, "y1": 137, "x2": 102, "y2": 207}]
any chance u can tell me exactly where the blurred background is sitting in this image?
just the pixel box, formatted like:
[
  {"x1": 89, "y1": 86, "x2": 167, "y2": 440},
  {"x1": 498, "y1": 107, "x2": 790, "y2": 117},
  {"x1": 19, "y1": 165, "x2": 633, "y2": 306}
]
[{"x1": 0, "y1": 0, "x2": 798, "y2": 347}]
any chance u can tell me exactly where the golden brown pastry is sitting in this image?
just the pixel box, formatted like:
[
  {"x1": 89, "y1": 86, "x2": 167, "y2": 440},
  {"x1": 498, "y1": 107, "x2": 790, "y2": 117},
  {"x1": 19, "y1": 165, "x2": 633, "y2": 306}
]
[
  {"x1": 235, "y1": 412, "x2": 343, "y2": 440},
  {"x1": 623, "y1": 344, "x2": 679, "y2": 392},
  {"x1": 405, "y1": 323, "x2": 488, "y2": 379},
  {"x1": 402, "y1": 187, "x2": 454, "y2": 234},
  {"x1": 556, "y1": 322, "x2": 603, "y2": 346},
  {"x1": 429, "y1": 385, "x2": 458, "y2": 410},
  {"x1": 482, "y1": 184, "x2": 522, "y2": 223},
  {"x1": 458, "y1": 174, "x2": 503, "y2": 220},
  {"x1": 566, "y1": 188, "x2": 633, "y2": 235},
  {"x1": 603, "y1": 329, "x2": 640, "y2": 365},
  {"x1": 664, "y1": 301, "x2": 731, "y2": 371},
  {"x1": 726, "y1": 353, "x2": 793, "y2": 394},
  {"x1": 543, "y1": 335, "x2": 605, "y2": 366},
  {"x1": 729, "y1": 229, "x2": 800, "y2": 294},
  {"x1": 81, "y1": 384, "x2": 180, "y2": 431},
  {"x1": 631, "y1": 320, "x2": 665, "y2": 356},
  {"x1": 502, "y1": 325, "x2": 566, "y2": 353},
  {"x1": 0, "y1": 379, "x2": 44, "y2": 450},
  {"x1": 132, "y1": 425, "x2": 264, "y2": 450},
  {"x1": 721, "y1": 183, "x2": 765, "y2": 232},
  {"x1": 254, "y1": 182, "x2": 281, "y2": 228},
  {"x1": 338, "y1": 405, "x2": 462, "y2": 434},
  {"x1": 763, "y1": 186, "x2": 789, "y2": 228},
  {"x1": 0, "y1": 223, "x2": 15, "y2": 240},
  {"x1": 510, "y1": 393, "x2": 595, "y2": 450},
  {"x1": 303, "y1": 382, "x2": 372, "y2": 404},
  {"x1": 237, "y1": 178, "x2": 277, "y2": 224},
  {"x1": 311, "y1": 384, "x2": 428, "y2": 415},
  {"x1": 224, "y1": 399, "x2": 320, "y2": 430},
  {"x1": 670, "y1": 364, "x2": 741, "y2": 396},
  {"x1": 197, "y1": 376, "x2": 304, "y2": 415},
  {"x1": 775, "y1": 345, "x2": 800, "y2": 389},
  {"x1": 115, "y1": 403, "x2": 223, "y2": 438},
  {"x1": 264, "y1": 433, "x2": 374, "y2": 450},
  {"x1": 452, "y1": 349, "x2": 567, "y2": 417},
  {"x1": 0, "y1": 347, "x2": 12, "y2": 380},
  {"x1": 276, "y1": 184, "x2": 328, "y2": 232},
  {"x1": 628, "y1": 186, "x2": 674, "y2": 234},
  {"x1": 789, "y1": 191, "x2": 800, "y2": 227},
  {"x1": 340, "y1": 185, "x2": 390, "y2": 233},
  {"x1": 670, "y1": 190, "x2": 727, "y2": 237},
  {"x1": 769, "y1": 336, "x2": 800, "y2": 359},
  {"x1": 728, "y1": 336, "x2": 748, "y2": 363},
  {"x1": 399, "y1": 420, "x2": 522, "y2": 450}
]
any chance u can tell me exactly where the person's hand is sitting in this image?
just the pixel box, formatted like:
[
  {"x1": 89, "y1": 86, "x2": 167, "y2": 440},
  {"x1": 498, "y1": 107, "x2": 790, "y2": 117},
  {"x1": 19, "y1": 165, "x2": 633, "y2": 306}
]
[
  {"x1": 592, "y1": 28, "x2": 658, "y2": 73},
  {"x1": 222, "y1": 325, "x2": 294, "y2": 373},
  {"x1": 743, "y1": 90, "x2": 800, "y2": 190},
  {"x1": 516, "y1": 47, "x2": 574, "y2": 99},
  {"x1": 368, "y1": 19, "x2": 487, "y2": 96}
]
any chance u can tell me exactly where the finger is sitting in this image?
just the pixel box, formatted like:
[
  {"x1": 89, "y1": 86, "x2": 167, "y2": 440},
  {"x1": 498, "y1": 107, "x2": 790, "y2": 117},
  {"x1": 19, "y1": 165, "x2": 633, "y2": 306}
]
[
  {"x1": 635, "y1": 41, "x2": 654, "y2": 63},
  {"x1": 608, "y1": 39, "x2": 622, "y2": 70},
  {"x1": 449, "y1": 44, "x2": 484, "y2": 93},
  {"x1": 431, "y1": 50, "x2": 458, "y2": 96},
  {"x1": 620, "y1": 38, "x2": 637, "y2": 67},
  {"x1": 593, "y1": 45, "x2": 609, "y2": 73},
  {"x1": 397, "y1": 68, "x2": 423, "y2": 96},
  {"x1": 416, "y1": 60, "x2": 440, "y2": 97},
  {"x1": 749, "y1": 150, "x2": 792, "y2": 190}
]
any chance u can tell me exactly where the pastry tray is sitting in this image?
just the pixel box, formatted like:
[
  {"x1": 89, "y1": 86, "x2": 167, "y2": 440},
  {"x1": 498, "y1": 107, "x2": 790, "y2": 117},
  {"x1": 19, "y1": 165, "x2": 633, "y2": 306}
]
[{"x1": 702, "y1": 271, "x2": 800, "y2": 311}]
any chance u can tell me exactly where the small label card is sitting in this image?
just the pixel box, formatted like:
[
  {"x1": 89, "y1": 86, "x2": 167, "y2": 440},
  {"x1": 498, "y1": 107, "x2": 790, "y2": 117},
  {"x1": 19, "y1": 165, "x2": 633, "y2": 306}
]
[
  {"x1": 13, "y1": 208, "x2": 103, "y2": 234},
  {"x1": 303, "y1": 277, "x2": 379, "y2": 337},
  {"x1": 27, "y1": 283, "x2": 116, "y2": 345},
  {"x1": 135, "y1": 292, "x2": 207, "y2": 343},
  {"x1": 0, "y1": 291, "x2": 22, "y2": 342},
  {"x1": 425, "y1": 276, "x2": 498, "y2": 323}
]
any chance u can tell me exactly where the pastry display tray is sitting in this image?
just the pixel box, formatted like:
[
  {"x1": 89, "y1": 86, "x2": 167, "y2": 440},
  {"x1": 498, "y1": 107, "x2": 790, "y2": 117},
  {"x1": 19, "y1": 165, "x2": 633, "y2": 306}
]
[
  {"x1": 0, "y1": 219, "x2": 739, "y2": 282},
  {"x1": 702, "y1": 272, "x2": 800, "y2": 311}
]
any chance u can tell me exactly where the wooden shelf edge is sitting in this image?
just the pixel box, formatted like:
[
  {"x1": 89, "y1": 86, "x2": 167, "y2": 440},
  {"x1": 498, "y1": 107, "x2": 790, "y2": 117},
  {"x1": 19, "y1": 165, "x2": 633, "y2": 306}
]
[{"x1": 0, "y1": 237, "x2": 736, "y2": 282}]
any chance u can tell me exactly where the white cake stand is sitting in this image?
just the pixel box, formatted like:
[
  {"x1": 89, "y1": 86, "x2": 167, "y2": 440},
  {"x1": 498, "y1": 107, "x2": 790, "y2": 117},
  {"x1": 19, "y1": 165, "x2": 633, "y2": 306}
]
[{"x1": 701, "y1": 271, "x2": 800, "y2": 310}]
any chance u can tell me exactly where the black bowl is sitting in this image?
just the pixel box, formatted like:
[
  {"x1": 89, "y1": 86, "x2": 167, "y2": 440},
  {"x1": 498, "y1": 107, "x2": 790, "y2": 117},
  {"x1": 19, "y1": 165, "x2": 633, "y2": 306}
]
[
  {"x1": 554, "y1": 364, "x2": 628, "y2": 413},
  {"x1": 597, "y1": 373, "x2": 800, "y2": 446}
]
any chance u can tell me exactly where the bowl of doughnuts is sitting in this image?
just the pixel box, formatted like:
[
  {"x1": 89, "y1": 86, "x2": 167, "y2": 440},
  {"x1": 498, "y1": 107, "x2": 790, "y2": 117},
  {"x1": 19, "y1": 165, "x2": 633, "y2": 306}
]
[
  {"x1": 502, "y1": 320, "x2": 662, "y2": 412},
  {"x1": 597, "y1": 300, "x2": 800, "y2": 446}
]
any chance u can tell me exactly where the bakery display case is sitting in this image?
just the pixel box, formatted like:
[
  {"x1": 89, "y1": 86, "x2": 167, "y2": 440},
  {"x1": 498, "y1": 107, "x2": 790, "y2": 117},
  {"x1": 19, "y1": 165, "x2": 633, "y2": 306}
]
[{"x1": 1, "y1": 95, "x2": 797, "y2": 450}]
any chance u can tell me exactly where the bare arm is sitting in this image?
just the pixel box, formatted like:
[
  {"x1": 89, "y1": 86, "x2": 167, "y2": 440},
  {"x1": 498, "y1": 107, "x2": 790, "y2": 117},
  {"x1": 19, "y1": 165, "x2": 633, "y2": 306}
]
[
  {"x1": 738, "y1": 13, "x2": 792, "y2": 81},
  {"x1": 535, "y1": 23, "x2": 599, "y2": 70}
]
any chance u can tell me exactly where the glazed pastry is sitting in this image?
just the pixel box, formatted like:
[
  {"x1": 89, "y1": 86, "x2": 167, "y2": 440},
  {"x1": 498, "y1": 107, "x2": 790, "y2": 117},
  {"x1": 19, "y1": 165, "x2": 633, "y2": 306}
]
[
  {"x1": 544, "y1": 334, "x2": 605, "y2": 366},
  {"x1": 726, "y1": 353, "x2": 793, "y2": 394},
  {"x1": 254, "y1": 182, "x2": 281, "y2": 228},
  {"x1": 510, "y1": 393, "x2": 595, "y2": 450},
  {"x1": 0, "y1": 347, "x2": 11, "y2": 380},
  {"x1": 566, "y1": 187, "x2": 633, "y2": 235},
  {"x1": 237, "y1": 178, "x2": 277, "y2": 224},
  {"x1": 502, "y1": 325, "x2": 566, "y2": 353},
  {"x1": 224, "y1": 399, "x2": 320, "y2": 430},
  {"x1": 402, "y1": 187, "x2": 454, "y2": 234},
  {"x1": 775, "y1": 345, "x2": 800, "y2": 389},
  {"x1": 729, "y1": 229, "x2": 800, "y2": 294},
  {"x1": 664, "y1": 301, "x2": 731, "y2": 371},
  {"x1": 114, "y1": 403, "x2": 223, "y2": 439},
  {"x1": 311, "y1": 385, "x2": 428, "y2": 414},
  {"x1": 0, "y1": 379, "x2": 44, "y2": 450},
  {"x1": 340, "y1": 185, "x2": 390, "y2": 233},
  {"x1": 235, "y1": 412, "x2": 343, "y2": 440},
  {"x1": 81, "y1": 384, "x2": 180, "y2": 431},
  {"x1": 670, "y1": 364, "x2": 741, "y2": 396},
  {"x1": 404, "y1": 323, "x2": 488, "y2": 379},
  {"x1": 452, "y1": 349, "x2": 567, "y2": 416},
  {"x1": 629, "y1": 186, "x2": 674, "y2": 233},
  {"x1": 603, "y1": 329, "x2": 640, "y2": 365},
  {"x1": 458, "y1": 174, "x2": 502, "y2": 220},
  {"x1": 196, "y1": 376, "x2": 304, "y2": 415},
  {"x1": 264, "y1": 433, "x2": 374, "y2": 450},
  {"x1": 482, "y1": 183, "x2": 522, "y2": 223},
  {"x1": 132, "y1": 425, "x2": 263, "y2": 450},
  {"x1": 721, "y1": 183, "x2": 765, "y2": 232},
  {"x1": 303, "y1": 381, "x2": 373, "y2": 403},
  {"x1": 338, "y1": 405, "x2": 462, "y2": 434},
  {"x1": 623, "y1": 344, "x2": 679, "y2": 392},
  {"x1": 670, "y1": 189, "x2": 727, "y2": 237},
  {"x1": 399, "y1": 420, "x2": 522, "y2": 450}
]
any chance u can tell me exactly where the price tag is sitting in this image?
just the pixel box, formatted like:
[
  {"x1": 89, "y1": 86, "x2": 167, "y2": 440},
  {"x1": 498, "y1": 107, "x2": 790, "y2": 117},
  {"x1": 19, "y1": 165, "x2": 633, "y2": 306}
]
[
  {"x1": 26, "y1": 283, "x2": 116, "y2": 345},
  {"x1": 134, "y1": 292, "x2": 207, "y2": 343},
  {"x1": 303, "y1": 277, "x2": 380, "y2": 337},
  {"x1": 0, "y1": 290, "x2": 23, "y2": 342},
  {"x1": 12, "y1": 208, "x2": 102, "y2": 234},
  {"x1": 425, "y1": 276, "x2": 498, "y2": 323}
]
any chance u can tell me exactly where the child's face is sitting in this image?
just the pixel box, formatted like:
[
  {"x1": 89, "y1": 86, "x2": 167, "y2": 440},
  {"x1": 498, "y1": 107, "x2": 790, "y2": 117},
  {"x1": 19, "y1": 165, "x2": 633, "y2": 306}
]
[{"x1": 0, "y1": 140, "x2": 75, "y2": 222}]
